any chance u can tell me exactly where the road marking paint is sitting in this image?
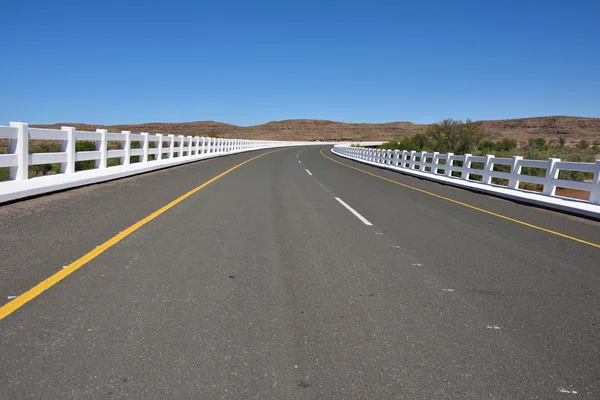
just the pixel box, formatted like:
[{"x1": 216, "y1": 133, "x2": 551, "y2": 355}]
[
  {"x1": 305, "y1": 169, "x2": 312, "y2": 176},
  {"x1": 320, "y1": 148, "x2": 600, "y2": 250},
  {"x1": 442, "y1": 289, "x2": 455, "y2": 292},
  {"x1": 298, "y1": 160, "x2": 301, "y2": 164},
  {"x1": 486, "y1": 325, "x2": 501, "y2": 330},
  {"x1": 335, "y1": 197, "x2": 373, "y2": 226},
  {"x1": 0, "y1": 148, "x2": 284, "y2": 321},
  {"x1": 375, "y1": 232, "x2": 383, "y2": 235},
  {"x1": 392, "y1": 245, "x2": 401, "y2": 248},
  {"x1": 558, "y1": 388, "x2": 578, "y2": 394},
  {"x1": 412, "y1": 263, "x2": 422, "y2": 266},
  {"x1": 7, "y1": 296, "x2": 17, "y2": 300}
]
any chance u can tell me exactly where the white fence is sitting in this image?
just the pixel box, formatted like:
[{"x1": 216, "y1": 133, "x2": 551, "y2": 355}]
[
  {"x1": 333, "y1": 145, "x2": 600, "y2": 218},
  {"x1": 0, "y1": 122, "x2": 331, "y2": 203}
]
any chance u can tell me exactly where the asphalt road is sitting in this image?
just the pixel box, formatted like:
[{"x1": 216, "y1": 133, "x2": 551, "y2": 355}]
[{"x1": 1, "y1": 146, "x2": 599, "y2": 399}]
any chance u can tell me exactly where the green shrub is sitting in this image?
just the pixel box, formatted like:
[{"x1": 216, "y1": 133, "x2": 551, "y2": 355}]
[
  {"x1": 577, "y1": 140, "x2": 590, "y2": 150},
  {"x1": 495, "y1": 138, "x2": 517, "y2": 152},
  {"x1": 478, "y1": 140, "x2": 496, "y2": 154}
]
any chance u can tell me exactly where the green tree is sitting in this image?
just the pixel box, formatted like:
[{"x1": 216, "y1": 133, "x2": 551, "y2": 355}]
[
  {"x1": 425, "y1": 119, "x2": 485, "y2": 154},
  {"x1": 412, "y1": 133, "x2": 430, "y2": 150}
]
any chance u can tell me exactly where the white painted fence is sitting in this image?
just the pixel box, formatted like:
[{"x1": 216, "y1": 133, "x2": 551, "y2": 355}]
[
  {"x1": 0, "y1": 122, "x2": 333, "y2": 203},
  {"x1": 333, "y1": 145, "x2": 600, "y2": 218}
]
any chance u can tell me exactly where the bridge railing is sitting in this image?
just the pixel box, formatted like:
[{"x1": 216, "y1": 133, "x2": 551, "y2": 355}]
[
  {"x1": 0, "y1": 122, "x2": 331, "y2": 203},
  {"x1": 0, "y1": 122, "x2": 289, "y2": 182},
  {"x1": 333, "y1": 145, "x2": 600, "y2": 217}
]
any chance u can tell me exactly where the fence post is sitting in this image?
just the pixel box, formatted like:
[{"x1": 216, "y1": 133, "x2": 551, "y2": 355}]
[
  {"x1": 508, "y1": 156, "x2": 522, "y2": 189},
  {"x1": 141, "y1": 132, "x2": 149, "y2": 163},
  {"x1": 399, "y1": 151, "x2": 406, "y2": 168},
  {"x1": 482, "y1": 155, "x2": 495, "y2": 184},
  {"x1": 431, "y1": 152, "x2": 440, "y2": 174},
  {"x1": 121, "y1": 131, "x2": 131, "y2": 165},
  {"x1": 590, "y1": 161, "x2": 600, "y2": 204},
  {"x1": 156, "y1": 134, "x2": 163, "y2": 161},
  {"x1": 168, "y1": 134, "x2": 175, "y2": 159},
  {"x1": 393, "y1": 150, "x2": 400, "y2": 166},
  {"x1": 9, "y1": 122, "x2": 29, "y2": 180},
  {"x1": 60, "y1": 126, "x2": 76, "y2": 174},
  {"x1": 542, "y1": 158, "x2": 560, "y2": 196},
  {"x1": 200, "y1": 137, "x2": 206, "y2": 154},
  {"x1": 461, "y1": 154, "x2": 472, "y2": 180},
  {"x1": 408, "y1": 151, "x2": 416, "y2": 169},
  {"x1": 176, "y1": 135, "x2": 184, "y2": 157},
  {"x1": 95, "y1": 129, "x2": 108, "y2": 169},
  {"x1": 418, "y1": 151, "x2": 427, "y2": 170},
  {"x1": 187, "y1": 136, "x2": 193, "y2": 156},
  {"x1": 444, "y1": 153, "x2": 454, "y2": 176}
]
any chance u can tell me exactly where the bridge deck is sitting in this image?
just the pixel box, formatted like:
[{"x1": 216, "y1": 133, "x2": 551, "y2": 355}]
[{"x1": 1, "y1": 147, "x2": 598, "y2": 399}]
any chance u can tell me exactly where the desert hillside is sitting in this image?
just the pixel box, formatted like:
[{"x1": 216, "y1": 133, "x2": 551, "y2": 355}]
[{"x1": 33, "y1": 116, "x2": 600, "y2": 144}]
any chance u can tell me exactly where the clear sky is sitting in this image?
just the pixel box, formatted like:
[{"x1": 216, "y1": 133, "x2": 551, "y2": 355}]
[{"x1": 1, "y1": 0, "x2": 598, "y2": 126}]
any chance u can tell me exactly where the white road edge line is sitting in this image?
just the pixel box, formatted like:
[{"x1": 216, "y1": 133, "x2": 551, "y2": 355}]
[
  {"x1": 334, "y1": 197, "x2": 373, "y2": 226},
  {"x1": 305, "y1": 169, "x2": 312, "y2": 176}
]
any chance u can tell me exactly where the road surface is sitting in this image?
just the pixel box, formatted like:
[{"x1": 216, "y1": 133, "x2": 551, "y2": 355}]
[{"x1": 1, "y1": 146, "x2": 599, "y2": 399}]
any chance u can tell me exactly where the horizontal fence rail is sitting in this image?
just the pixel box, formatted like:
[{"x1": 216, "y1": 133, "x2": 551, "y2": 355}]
[
  {"x1": 0, "y1": 122, "x2": 375, "y2": 203},
  {"x1": 332, "y1": 145, "x2": 600, "y2": 218}
]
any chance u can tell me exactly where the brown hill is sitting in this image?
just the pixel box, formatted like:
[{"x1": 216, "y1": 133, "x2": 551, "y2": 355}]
[{"x1": 32, "y1": 116, "x2": 600, "y2": 144}]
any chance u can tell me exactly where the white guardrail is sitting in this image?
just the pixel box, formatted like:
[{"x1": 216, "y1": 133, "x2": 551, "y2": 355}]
[
  {"x1": 0, "y1": 122, "x2": 362, "y2": 203},
  {"x1": 333, "y1": 144, "x2": 600, "y2": 218}
]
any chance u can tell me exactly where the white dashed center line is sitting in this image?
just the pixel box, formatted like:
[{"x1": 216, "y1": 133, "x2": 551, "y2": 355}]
[
  {"x1": 558, "y1": 388, "x2": 578, "y2": 394},
  {"x1": 334, "y1": 197, "x2": 373, "y2": 226},
  {"x1": 305, "y1": 169, "x2": 312, "y2": 176}
]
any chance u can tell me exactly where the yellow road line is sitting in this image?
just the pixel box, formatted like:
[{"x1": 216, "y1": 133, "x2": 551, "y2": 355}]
[
  {"x1": 321, "y1": 148, "x2": 600, "y2": 249},
  {"x1": 0, "y1": 149, "x2": 283, "y2": 321}
]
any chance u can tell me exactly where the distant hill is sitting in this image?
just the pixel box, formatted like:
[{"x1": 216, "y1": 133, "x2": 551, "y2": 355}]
[{"x1": 33, "y1": 116, "x2": 600, "y2": 144}]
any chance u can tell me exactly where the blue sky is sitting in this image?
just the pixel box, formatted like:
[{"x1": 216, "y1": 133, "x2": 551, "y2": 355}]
[{"x1": 1, "y1": 0, "x2": 598, "y2": 126}]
